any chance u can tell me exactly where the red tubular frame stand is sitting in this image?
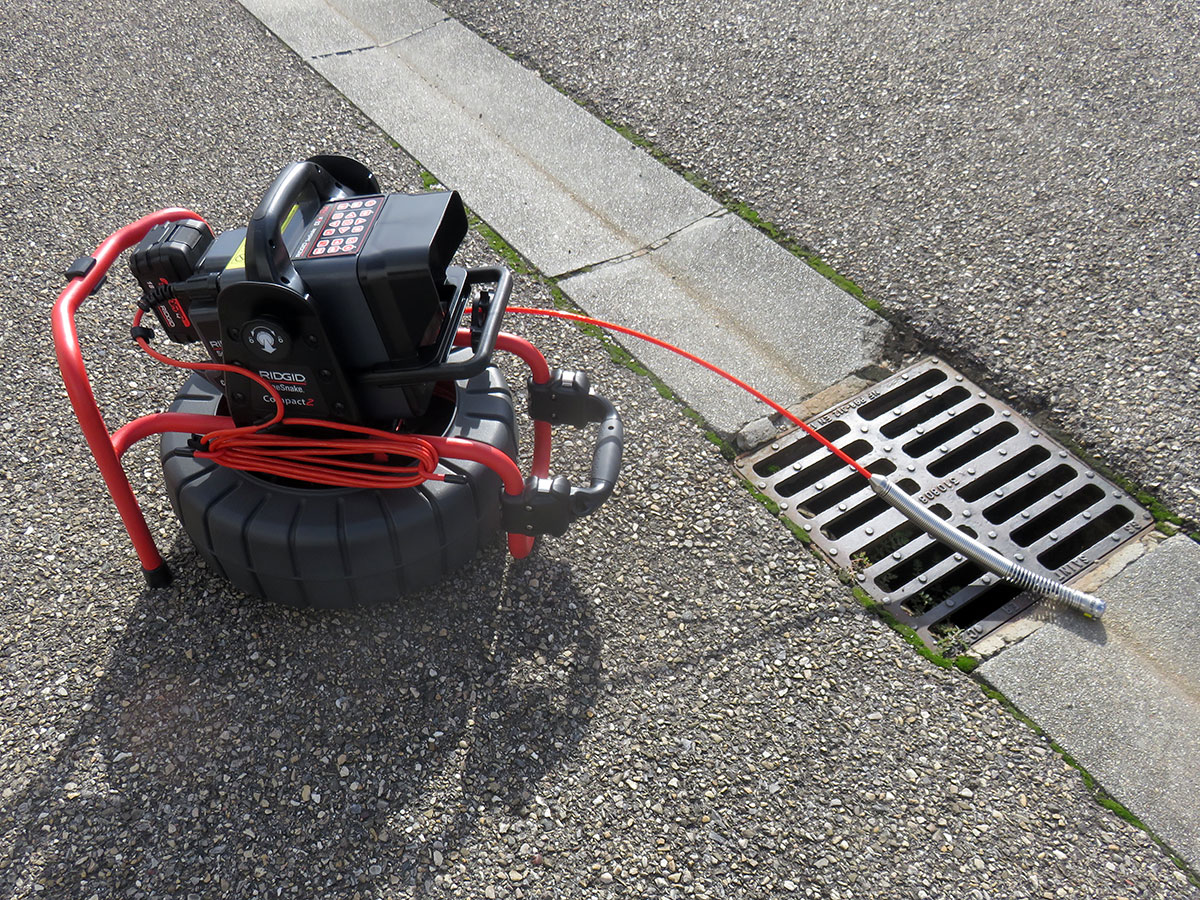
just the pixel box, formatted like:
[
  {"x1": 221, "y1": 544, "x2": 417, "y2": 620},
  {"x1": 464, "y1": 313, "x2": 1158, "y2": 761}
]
[{"x1": 53, "y1": 210, "x2": 551, "y2": 587}]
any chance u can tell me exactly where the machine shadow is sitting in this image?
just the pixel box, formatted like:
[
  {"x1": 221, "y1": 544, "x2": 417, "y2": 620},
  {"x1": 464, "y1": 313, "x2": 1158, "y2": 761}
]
[{"x1": 0, "y1": 538, "x2": 601, "y2": 898}]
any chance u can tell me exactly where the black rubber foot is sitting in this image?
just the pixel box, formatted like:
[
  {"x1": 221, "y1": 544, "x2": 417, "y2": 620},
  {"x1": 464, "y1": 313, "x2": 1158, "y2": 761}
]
[{"x1": 142, "y1": 563, "x2": 173, "y2": 589}]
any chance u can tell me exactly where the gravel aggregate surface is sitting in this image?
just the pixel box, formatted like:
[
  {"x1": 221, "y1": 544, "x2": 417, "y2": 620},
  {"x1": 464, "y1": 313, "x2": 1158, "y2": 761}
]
[
  {"x1": 1, "y1": 0, "x2": 1196, "y2": 897},
  {"x1": 432, "y1": 0, "x2": 1200, "y2": 525}
]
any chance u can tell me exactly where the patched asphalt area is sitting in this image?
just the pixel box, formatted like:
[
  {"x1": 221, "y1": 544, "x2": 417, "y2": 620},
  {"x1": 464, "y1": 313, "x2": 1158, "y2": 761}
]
[
  {"x1": 0, "y1": 0, "x2": 1194, "y2": 897},
  {"x1": 432, "y1": 0, "x2": 1200, "y2": 527}
]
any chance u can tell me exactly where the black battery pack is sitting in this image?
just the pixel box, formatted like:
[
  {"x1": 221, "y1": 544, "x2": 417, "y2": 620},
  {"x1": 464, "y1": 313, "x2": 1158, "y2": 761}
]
[{"x1": 129, "y1": 219, "x2": 214, "y2": 343}]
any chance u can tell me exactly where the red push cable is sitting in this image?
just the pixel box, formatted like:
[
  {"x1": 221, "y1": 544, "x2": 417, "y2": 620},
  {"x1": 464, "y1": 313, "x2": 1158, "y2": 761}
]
[{"x1": 503, "y1": 307, "x2": 874, "y2": 480}]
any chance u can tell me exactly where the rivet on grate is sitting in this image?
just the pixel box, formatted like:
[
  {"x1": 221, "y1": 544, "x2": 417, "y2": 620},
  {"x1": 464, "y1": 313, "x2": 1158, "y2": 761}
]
[
  {"x1": 1059, "y1": 451, "x2": 1068, "y2": 458},
  {"x1": 837, "y1": 503, "x2": 847, "y2": 511},
  {"x1": 815, "y1": 482, "x2": 825, "y2": 491},
  {"x1": 963, "y1": 509, "x2": 972, "y2": 517},
  {"x1": 987, "y1": 530, "x2": 997, "y2": 539},
  {"x1": 998, "y1": 448, "x2": 1007, "y2": 456},
  {"x1": 1015, "y1": 553, "x2": 1025, "y2": 561},
  {"x1": 1021, "y1": 511, "x2": 1030, "y2": 518},
  {"x1": 918, "y1": 574, "x2": 928, "y2": 583},
  {"x1": 857, "y1": 574, "x2": 866, "y2": 582},
  {"x1": 893, "y1": 551, "x2": 903, "y2": 560},
  {"x1": 978, "y1": 391, "x2": 986, "y2": 398},
  {"x1": 1053, "y1": 490, "x2": 1063, "y2": 498},
  {"x1": 906, "y1": 465, "x2": 916, "y2": 472},
  {"x1": 1085, "y1": 471, "x2": 1095, "y2": 479},
  {"x1": 954, "y1": 553, "x2": 964, "y2": 562},
  {"x1": 982, "y1": 575, "x2": 993, "y2": 584},
  {"x1": 901, "y1": 373, "x2": 910, "y2": 380},
  {"x1": 865, "y1": 527, "x2": 874, "y2": 535},
  {"x1": 861, "y1": 425, "x2": 869, "y2": 433},
  {"x1": 994, "y1": 489, "x2": 1004, "y2": 497},
  {"x1": 883, "y1": 445, "x2": 893, "y2": 453},
  {"x1": 1082, "y1": 511, "x2": 1091, "y2": 519},
  {"x1": 803, "y1": 524, "x2": 812, "y2": 531},
  {"x1": 955, "y1": 375, "x2": 963, "y2": 382},
  {"x1": 1031, "y1": 431, "x2": 1040, "y2": 438},
  {"x1": 771, "y1": 443, "x2": 779, "y2": 450},
  {"x1": 939, "y1": 446, "x2": 948, "y2": 453},
  {"x1": 946, "y1": 597, "x2": 957, "y2": 608},
  {"x1": 829, "y1": 548, "x2": 839, "y2": 557},
  {"x1": 1002, "y1": 410, "x2": 1011, "y2": 417},
  {"x1": 947, "y1": 409, "x2": 957, "y2": 417},
  {"x1": 779, "y1": 503, "x2": 789, "y2": 511},
  {"x1": 1049, "y1": 532, "x2": 1059, "y2": 541},
  {"x1": 967, "y1": 467, "x2": 977, "y2": 475},
  {"x1": 925, "y1": 391, "x2": 933, "y2": 398},
  {"x1": 916, "y1": 426, "x2": 925, "y2": 434},
  {"x1": 758, "y1": 482, "x2": 766, "y2": 489},
  {"x1": 971, "y1": 426, "x2": 981, "y2": 434}
]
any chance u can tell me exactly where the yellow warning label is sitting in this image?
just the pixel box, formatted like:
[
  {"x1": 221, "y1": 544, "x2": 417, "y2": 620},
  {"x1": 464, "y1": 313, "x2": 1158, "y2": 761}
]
[{"x1": 223, "y1": 204, "x2": 302, "y2": 274}]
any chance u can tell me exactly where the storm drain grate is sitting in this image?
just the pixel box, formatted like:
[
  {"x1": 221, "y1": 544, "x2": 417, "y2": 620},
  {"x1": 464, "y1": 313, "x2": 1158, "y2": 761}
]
[{"x1": 737, "y1": 358, "x2": 1153, "y2": 648}]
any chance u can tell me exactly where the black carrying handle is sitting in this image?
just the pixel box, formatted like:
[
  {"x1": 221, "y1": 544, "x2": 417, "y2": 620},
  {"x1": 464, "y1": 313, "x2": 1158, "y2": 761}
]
[{"x1": 244, "y1": 158, "x2": 359, "y2": 288}]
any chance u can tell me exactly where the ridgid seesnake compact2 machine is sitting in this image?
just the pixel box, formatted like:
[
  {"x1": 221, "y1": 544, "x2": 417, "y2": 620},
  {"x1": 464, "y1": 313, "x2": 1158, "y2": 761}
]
[{"x1": 54, "y1": 156, "x2": 623, "y2": 606}]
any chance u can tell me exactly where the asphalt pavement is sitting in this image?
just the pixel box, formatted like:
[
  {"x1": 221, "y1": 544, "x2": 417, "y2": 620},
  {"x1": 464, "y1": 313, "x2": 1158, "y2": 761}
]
[
  {"x1": 0, "y1": 0, "x2": 1197, "y2": 898},
  {"x1": 434, "y1": 0, "x2": 1200, "y2": 526}
]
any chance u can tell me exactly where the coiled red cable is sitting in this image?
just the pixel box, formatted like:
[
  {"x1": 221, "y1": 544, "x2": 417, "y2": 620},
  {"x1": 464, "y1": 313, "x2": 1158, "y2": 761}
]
[{"x1": 132, "y1": 308, "x2": 447, "y2": 488}]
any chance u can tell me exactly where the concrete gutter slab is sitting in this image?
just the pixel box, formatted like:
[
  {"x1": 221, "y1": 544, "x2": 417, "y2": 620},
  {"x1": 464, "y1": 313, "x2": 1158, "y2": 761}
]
[
  {"x1": 979, "y1": 534, "x2": 1200, "y2": 869},
  {"x1": 562, "y1": 213, "x2": 888, "y2": 433}
]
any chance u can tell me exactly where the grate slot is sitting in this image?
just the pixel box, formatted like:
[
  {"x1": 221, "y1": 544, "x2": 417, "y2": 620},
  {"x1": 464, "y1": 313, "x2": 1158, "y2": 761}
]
[
  {"x1": 880, "y1": 386, "x2": 972, "y2": 439},
  {"x1": 773, "y1": 440, "x2": 873, "y2": 497},
  {"x1": 752, "y1": 421, "x2": 850, "y2": 476},
  {"x1": 821, "y1": 478, "x2": 920, "y2": 541},
  {"x1": 1036, "y1": 504, "x2": 1136, "y2": 570},
  {"x1": 932, "y1": 583, "x2": 1024, "y2": 633},
  {"x1": 875, "y1": 538, "x2": 957, "y2": 591},
  {"x1": 957, "y1": 445, "x2": 1053, "y2": 503},
  {"x1": 901, "y1": 561, "x2": 986, "y2": 616},
  {"x1": 846, "y1": 503, "x2": 954, "y2": 559},
  {"x1": 1011, "y1": 483, "x2": 1106, "y2": 547},
  {"x1": 926, "y1": 422, "x2": 1020, "y2": 477},
  {"x1": 858, "y1": 369, "x2": 948, "y2": 421},
  {"x1": 857, "y1": 505, "x2": 953, "y2": 566},
  {"x1": 981, "y1": 464, "x2": 1076, "y2": 523},
  {"x1": 875, "y1": 525, "x2": 980, "y2": 599},
  {"x1": 796, "y1": 460, "x2": 895, "y2": 516},
  {"x1": 902, "y1": 404, "x2": 994, "y2": 459}
]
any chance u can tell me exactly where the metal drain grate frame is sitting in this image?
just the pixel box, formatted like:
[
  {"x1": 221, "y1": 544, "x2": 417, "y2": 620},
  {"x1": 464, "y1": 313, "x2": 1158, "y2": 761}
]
[{"x1": 737, "y1": 358, "x2": 1153, "y2": 648}]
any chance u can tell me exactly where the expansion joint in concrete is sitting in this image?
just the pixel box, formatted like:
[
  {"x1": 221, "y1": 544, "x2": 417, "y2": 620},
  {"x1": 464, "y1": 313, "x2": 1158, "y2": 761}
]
[
  {"x1": 308, "y1": 16, "x2": 450, "y2": 59},
  {"x1": 555, "y1": 208, "x2": 730, "y2": 280}
]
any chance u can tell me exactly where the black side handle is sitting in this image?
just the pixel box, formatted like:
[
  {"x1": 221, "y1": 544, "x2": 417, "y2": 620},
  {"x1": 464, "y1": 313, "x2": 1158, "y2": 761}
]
[
  {"x1": 503, "y1": 369, "x2": 624, "y2": 535},
  {"x1": 570, "y1": 392, "x2": 623, "y2": 517}
]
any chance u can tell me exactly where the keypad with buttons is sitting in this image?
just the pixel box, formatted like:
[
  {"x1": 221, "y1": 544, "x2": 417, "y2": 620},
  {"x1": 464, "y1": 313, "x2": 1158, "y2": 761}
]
[{"x1": 304, "y1": 196, "x2": 381, "y2": 258}]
